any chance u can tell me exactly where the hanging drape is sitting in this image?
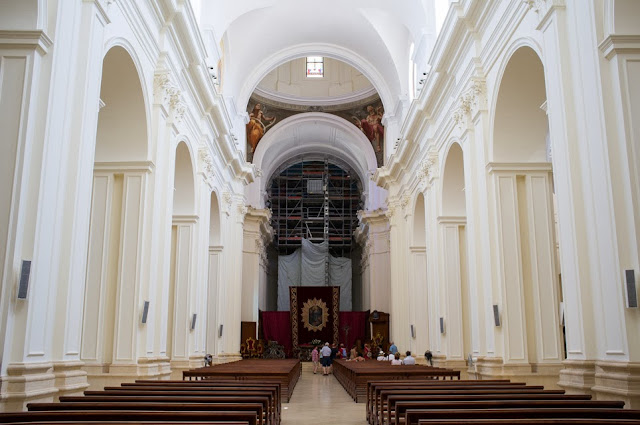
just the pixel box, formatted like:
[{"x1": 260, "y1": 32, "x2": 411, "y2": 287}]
[
  {"x1": 260, "y1": 311, "x2": 292, "y2": 357},
  {"x1": 277, "y1": 250, "x2": 301, "y2": 311},
  {"x1": 339, "y1": 311, "x2": 368, "y2": 352},
  {"x1": 277, "y1": 239, "x2": 352, "y2": 311}
]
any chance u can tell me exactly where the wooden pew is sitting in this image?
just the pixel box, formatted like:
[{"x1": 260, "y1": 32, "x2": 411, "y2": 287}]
[
  {"x1": 64, "y1": 394, "x2": 274, "y2": 425},
  {"x1": 367, "y1": 380, "x2": 544, "y2": 424},
  {"x1": 27, "y1": 402, "x2": 265, "y2": 425},
  {"x1": 406, "y1": 409, "x2": 640, "y2": 425},
  {"x1": 391, "y1": 400, "x2": 626, "y2": 425},
  {"x1": 0, "y1": 411, "x2": 258, "y2": 424},
  {"x1": 183, "y1": 359, "x2": 301, "y2": 403},
  {"x1": 85, "y1": 387, "x2": 277, "y2": 424},
  {"x1": 417, "y1": 419, "x2": 640, "y2": 425},
  {"x1": 375, "y1": 390, "x2": 591, "y2": 425},
  {"x1": 5, "y1": 420, "x2": 248, "y2": 425},
  {"x1": 332, "y1": 360, "x2": 461, "y2": 402},
  {"x1": 121, "y1": 381, "x2": 281, "y2": 423}
]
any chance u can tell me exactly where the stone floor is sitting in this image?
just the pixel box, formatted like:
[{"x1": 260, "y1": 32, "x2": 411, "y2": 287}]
[{"x1": 282, "y1": 363, "x2": 367, "y2": 424}]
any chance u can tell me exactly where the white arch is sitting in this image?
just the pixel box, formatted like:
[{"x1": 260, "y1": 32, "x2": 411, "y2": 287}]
[
  {"x1": 246, "y1": 112, "x2": 385, "y2": 210},
  {"x1": 101, "y1": 38, "x2": 152, "y2": 161},
  {"x1": 488, "y1": 37, "x2": 544, "y2": 162},
  {"x1": 238, "y1": 43, "x2": 396, "y2": 114}
]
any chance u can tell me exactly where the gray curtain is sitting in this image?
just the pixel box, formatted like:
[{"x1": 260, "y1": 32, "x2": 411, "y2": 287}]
[{"x1": 277, "y1": 239, "x2": 352, "y2": 311}]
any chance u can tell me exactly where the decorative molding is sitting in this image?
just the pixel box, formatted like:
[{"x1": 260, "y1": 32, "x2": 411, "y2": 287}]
[
  {"x1": 222, "y1": 191, "x2": 233, "y2": 215},
  {"x1": 451, "y1": 79, "x2": 487, "y2": 130},
  {"x1": 153, "y1": 72, "x2": 186, "y2": 122},
  {"x1": 418, "y1": 150, "x2": 439, "y2": 188},
  {"x1": 198, "y1": 148, "x2": 215, "y2": 184}
]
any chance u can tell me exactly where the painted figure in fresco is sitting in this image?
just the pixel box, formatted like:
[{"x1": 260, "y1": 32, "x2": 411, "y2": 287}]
[
  {"x1": 246, "y1": 103, "x2": 277, "y2": 153},
  {"x1": 353, "y1": 105, "x2": 384, "y2": 152}
]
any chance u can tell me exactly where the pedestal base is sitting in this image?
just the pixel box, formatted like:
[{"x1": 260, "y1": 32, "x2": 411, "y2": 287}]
[{"x1": 0, "y1": 361, "x2": 86, "y2": 412}]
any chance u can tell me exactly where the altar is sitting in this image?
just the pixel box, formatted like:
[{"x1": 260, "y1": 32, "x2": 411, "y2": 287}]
[{"x1": 296, "y1": 344, "x2": 315, "y2": 361}]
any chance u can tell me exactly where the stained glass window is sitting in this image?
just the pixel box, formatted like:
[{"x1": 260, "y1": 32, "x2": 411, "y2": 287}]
[{"x1": 306, "y1": 56, "x2": 323, "y2": 78}]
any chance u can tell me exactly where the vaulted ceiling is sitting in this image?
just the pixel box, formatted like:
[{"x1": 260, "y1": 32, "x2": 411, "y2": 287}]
[{"x1": 198, "y1": 0, "x2": 437, "y2": 116}]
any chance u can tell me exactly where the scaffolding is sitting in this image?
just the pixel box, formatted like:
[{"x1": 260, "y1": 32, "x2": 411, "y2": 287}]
[{"x1": 268, "y1": 159, "x2": 361, "y2": 258}]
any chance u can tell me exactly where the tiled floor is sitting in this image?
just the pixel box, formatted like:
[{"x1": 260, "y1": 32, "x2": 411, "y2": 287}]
[{"x1": 282, "y1": 363, "x2": 367, "y2": 424}]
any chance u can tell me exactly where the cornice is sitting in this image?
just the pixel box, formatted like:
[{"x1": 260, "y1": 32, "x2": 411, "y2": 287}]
[
  {"x1": 93, "y1": 161, "x2": 155, "y2": 173},
  {"x1": 486, "y1": 162, "x2": 552, "y2": 173},
  {"x1": 252, "y1": 86, "x2": 379, "y2": 110},
  {"x1": 437, "y1": 215, "x2": 467, "y2": 225},
  {"x1": 0, "y1": 30, "x2": 53, "y2": 55},
  {"x1": 599, "y1": 35, "x2": 640, "y2": 60},
  {"x1": 172, "y1": 214, "x2": 199, "y2": 224}
]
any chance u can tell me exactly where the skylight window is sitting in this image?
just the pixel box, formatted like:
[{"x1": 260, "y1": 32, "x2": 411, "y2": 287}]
[{"x1": 306, "y1": 56, "x2": 324, "y2": 78}]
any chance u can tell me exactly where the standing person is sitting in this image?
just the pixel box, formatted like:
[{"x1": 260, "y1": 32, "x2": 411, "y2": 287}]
[
  {"x1": 329, "y1": 343, "x2": 338, "y2": 373},
  {"x1": 389, "y1": 341, "x2": 398, "y2": 357},
  {"x1": 311, "y1": 345, "x2": 320, "y2": 374},
  {"x1": 320, "y1": 343, "x2": 332, "y2": 375},
  {"x1": 350, "y1": 344, "x2": 357, "y2": 359},
  {"x1": 403, "y1": 351, "x2": 416, "y2": 365}
]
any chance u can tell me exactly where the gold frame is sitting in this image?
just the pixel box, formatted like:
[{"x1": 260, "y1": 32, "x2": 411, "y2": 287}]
[{"x1": 301, "y1": 298, "x2": 329, "y2": 332}]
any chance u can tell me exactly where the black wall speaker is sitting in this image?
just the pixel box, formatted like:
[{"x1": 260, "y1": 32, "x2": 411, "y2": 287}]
[
  {"x1": 493, "y1": 304, "x2": 501, "y2": 327},
  {"x1": 191, "y1": 313, "x2": 197, "y2": 330},
  {"x1": 410, "y1": 324, "x2": 415, "y2": 338},
  {"x1": 625, "y1": 269, "x2": 638, "y2": 308},
  {"x1": 218, "y1": 324, "x2": 224, "y2": 337},
  {"x1": 439, "y1": 317, "x2": 445, "y2": 334},
  {"x1": 141, "y1": 301, "x2": 150, "y2": 324},
  {"x1": 17, "y1": 260, "x2": 31, "y2": 299}
]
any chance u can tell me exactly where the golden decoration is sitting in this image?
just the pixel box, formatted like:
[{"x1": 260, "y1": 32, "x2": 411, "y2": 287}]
[{"x1": 301, "y1": 298, "x2": 329, "y2": 332}]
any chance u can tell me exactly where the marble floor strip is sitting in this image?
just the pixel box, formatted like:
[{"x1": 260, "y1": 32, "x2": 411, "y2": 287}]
[{"x1": 282, "y1": 363, "x2": 366, "y2": 424}]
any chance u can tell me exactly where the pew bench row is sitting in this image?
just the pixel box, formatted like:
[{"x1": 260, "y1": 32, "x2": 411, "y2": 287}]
[
  {"x1": 0, "y1": 375, "x2": 282, "y2": 425},
  {"x1": 365, "y1": 379, "x2": 640, "y2": 425}
]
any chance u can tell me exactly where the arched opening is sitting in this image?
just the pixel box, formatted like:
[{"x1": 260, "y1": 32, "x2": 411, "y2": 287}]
[
  {"x1": 491, "y1": 46, "x2": 564, "y2": 369},
  {"x1": 269, "y1": 159, "x2": 362, "y2": 311},
  {"x1": 440, "y1": 143, "x2": 471, "y2": 365},
  {"x1": 442, "y1": 144, "x2": 467, "y2": 216},
  {"x1": 206, "y1": 192, "x2": 222, "y2": 355},
  {"x1": 167, "y1": 141, "x2": 198, "y2": 370},
  {"x1": 81, "y1": 46, "x2": 150, "y2": 376},
  {"x1": 493, "y1": 47, "x2": 548, "y2": 163}
]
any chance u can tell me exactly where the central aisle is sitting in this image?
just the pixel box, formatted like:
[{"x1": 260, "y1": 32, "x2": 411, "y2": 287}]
[{"x1": 282, "y1": 363, "x2": 366, "y2": 424}]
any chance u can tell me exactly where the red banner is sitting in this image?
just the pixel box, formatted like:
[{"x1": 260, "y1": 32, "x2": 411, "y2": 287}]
[{"x1": 290, "y1": 286, "x2": 340, "y2": 354}]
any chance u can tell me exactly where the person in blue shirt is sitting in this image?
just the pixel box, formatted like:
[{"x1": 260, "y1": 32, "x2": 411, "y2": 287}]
[{"x1": 389, "y1": 341, "x2": 398, "y2": 356}]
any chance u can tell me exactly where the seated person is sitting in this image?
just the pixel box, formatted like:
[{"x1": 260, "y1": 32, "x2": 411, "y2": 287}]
[
  {"x1": 390, "y1": 356, "x2": 403, "y2": 365},
  {"x1": 354, "y1": 352, "x2": 365, "y2": 362},
  {"x1": 403, "y1": 350, "x2": 416, "y2": 365},
  {"x1": 376, "y1": 351, "x2": 389, "y2": 361},
  {"x1": 388, "y1": 352, "x2": 395, "y2": 361}
]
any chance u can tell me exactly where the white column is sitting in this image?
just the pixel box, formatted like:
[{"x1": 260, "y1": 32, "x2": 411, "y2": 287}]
[
  {"x1": 357, "y1": 210, "x2": 391, "y2": 313},
  {"x1": 218, "y1": 194, "x2": 246, "y2": 360},
  {"x1": 241, "y1": 208, "x2": 272, "y2": 323},
  {"x1": 409, "y1": 245, "x2": 428, "y2": 356},
  {"x1": 169, "y1": 216, "x2": 197, "y2": 371},
  {"x1": 206, "y1": 246, "x2": 223, "y2": 356},
  {"x1": 438, "y1": 218, "x2": 467, "y2": 364}
]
